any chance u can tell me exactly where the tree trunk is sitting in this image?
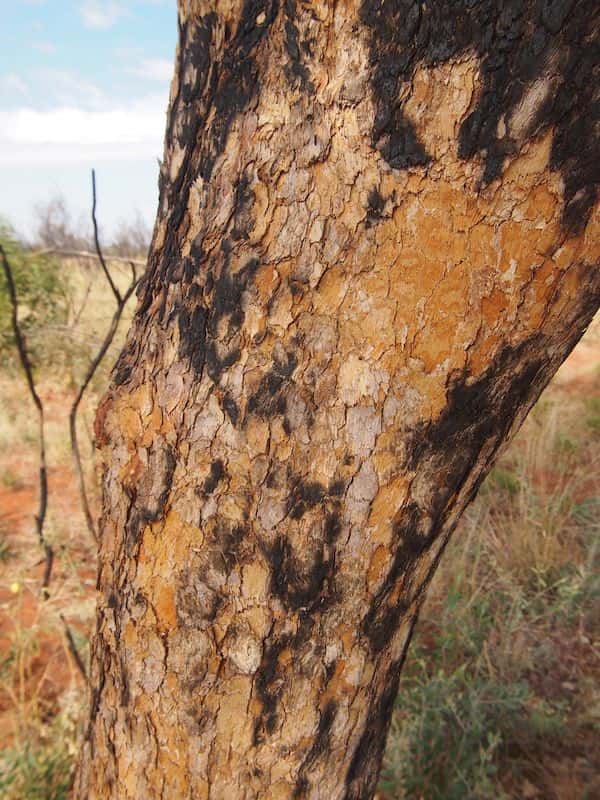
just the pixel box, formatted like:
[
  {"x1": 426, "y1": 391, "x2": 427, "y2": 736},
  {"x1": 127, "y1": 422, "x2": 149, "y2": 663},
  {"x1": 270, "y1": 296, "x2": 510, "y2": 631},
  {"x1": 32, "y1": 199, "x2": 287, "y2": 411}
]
[{"x1": 76, "y1": 2, "x2": 599, "y2": 798}]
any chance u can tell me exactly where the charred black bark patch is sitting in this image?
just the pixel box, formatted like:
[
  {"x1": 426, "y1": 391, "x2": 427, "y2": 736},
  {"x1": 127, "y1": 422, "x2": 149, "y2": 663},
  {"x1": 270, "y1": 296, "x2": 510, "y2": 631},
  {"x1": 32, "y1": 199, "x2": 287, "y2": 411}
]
[
  {"x1": 177, "y1": 571, "x2": 223, "y2": 625},
  {"x1": 123, "y1": 445, "x2": 177, "y2": 552},
  {"x1": 178, "y1": 249, "x2": 260, "y2": 382},
  {"x1": 113, "y1": 359, "x2": 134, "y2": 387},
  {"x1": 212, "y1": 520, "x2": 248, "y2": 573},
  {"x1": 267, "y1": 535, "x2": 333, "y2": 611},
  {"x1": 204, "y1": 255, "x2": 261, "y2": 382},
  {"x1": 201, "y1": 459, "x2": 226, "y2": 496},
  {"x1": 324, "y1": 512, "x2": 342, "y2": 545},
  {"x1": 231, "y1": 173, "x2": 255, "y2": 242},
  {"x1": 178, "y1": 303, "x2": 208, "y2": 375},
  {"x1": 253, "y1": 633, "x2": 292, "y2": 740},
  {"x1": 359, "y1": 0, "x2": 599, "y2": 233},
  {"x1": 294, "y1": 699, "x2": 338, "y2": 795},
  {"x1": 345, "y1": 642, "x2": 419, "y2": 799},
  {"x1": 283, "y1": 0, "x2": 314, "y2": 91},
  {"x1": 138, "y1": 2, "x2": 278, "y2": 319},
  {"x1": 253, "y1": 618, "x2": 314, "y2": 744},
  {"x1": 264, "y1": 481, "x2": 344, "y2": 612},
  {"x1": 112, "y1": 335, "x2": 141, "y2": 387},
  {"x1": 407, "y1": 336, "x2": 547, "y2": 518},
  {"x1": 209, "y1": 255, "x2": 260, "y2": 338},
  {"x1": 222, "y1": 391, "x2": 240, "y2": 425},
  {"x1": 344, "y1": 658, "x2": 403, "y2": 800},
  {"x1": 247, "y1": 349, "x2": 299, "y2": 419},
  {"x1": 287, "y1": 477, "x2": 326, "y2": 519},
  {"x1": 360, "y1": 339, "x2": 549, "y2": 654},
  {"x1": 365, "y1": 187, "x2": 387, "y2": 227},
  {"x1": 202, "y1": 0, "x2": 280, "y2": 181},
  {"x1": 361, "y1": 503, "x2": 430, "y2": 654}
]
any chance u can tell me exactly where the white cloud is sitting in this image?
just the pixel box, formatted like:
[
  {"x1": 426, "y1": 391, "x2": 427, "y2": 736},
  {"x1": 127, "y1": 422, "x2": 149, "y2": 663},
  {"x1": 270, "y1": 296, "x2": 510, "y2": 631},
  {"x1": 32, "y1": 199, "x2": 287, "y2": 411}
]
[
  {"x1": 1, "y1": 74, "x2": 30, "y2": 97},
  {"x1": 0, "y1": 93, "x2": 167, "y2": 165},
  {"x1": 36, "y1": 68, "x2": 107, "y2": 110},
  {"x1": 128, "y1": 58, "x2": 173, "y2": 82},
  {"x1": 80, "y1": 1, "x2": 125, "y2": 30}
]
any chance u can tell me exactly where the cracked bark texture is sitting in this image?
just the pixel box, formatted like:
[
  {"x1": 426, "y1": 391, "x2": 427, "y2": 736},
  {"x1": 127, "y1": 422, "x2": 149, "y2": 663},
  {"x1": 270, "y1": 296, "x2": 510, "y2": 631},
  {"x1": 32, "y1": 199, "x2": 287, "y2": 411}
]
[{"x1": 76, "y1": 2, "x2": 599, "y2": 798}]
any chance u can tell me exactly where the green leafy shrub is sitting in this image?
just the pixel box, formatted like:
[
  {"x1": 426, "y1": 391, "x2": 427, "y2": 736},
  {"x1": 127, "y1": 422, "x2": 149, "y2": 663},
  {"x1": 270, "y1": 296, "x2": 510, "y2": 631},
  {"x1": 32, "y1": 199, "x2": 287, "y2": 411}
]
[
  {"x1": 0, "y1": 224, "x2": 70, "y2": 370},
  {"x1": 0, "y1": 742, "x2": 73, "y2": 800}
]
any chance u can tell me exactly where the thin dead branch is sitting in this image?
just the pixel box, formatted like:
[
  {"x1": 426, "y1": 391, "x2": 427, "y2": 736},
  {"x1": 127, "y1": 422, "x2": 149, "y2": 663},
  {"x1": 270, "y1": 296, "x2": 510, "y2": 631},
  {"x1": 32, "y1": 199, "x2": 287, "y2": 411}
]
[
  {"x1": 59, "y1": 613, "x2": 88, "y2": 682},
  {"x1": 69, "y1": 276, "x2": 138, "y2": 541},
  {"x1": 68, "y1": 169, "x2": 141, "y2": 542},
  {"x1": 91, "y1": 169, "x2": 122, "y2": 304},
  {"x1": 0, "y1": 244, "x2": 54, "y2": 591}
]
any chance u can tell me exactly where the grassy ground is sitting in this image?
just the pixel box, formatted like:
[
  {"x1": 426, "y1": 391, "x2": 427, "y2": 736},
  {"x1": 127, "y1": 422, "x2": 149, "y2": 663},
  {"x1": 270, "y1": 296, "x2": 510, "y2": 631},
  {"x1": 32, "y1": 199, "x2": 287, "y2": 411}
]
[{"x1": 0, "y1": 254, "x2": 598, "y2": 799}]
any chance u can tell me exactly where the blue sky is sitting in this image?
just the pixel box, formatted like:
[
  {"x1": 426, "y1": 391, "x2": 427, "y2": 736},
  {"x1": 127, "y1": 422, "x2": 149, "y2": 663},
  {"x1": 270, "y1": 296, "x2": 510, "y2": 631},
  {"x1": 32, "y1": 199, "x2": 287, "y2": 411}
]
[{"x1": 0, "y1": 0, "x2": 178, "y2": 241}]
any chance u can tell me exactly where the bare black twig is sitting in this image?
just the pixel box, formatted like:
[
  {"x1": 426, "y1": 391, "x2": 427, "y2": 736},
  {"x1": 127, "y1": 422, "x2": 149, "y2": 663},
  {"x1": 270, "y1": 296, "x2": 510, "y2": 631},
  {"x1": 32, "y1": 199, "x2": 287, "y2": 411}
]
[
  {"x1": 69, "y1": 275, "x2": 138, "y2": 541},
  {"x1": 0, "y1": 244, "x2": 54, "y2": 591},
  {"x1": 91, "y1": 169, "x2": 122, "y2": 304},
  {"x1": 69, "y1": 170, "x2": 141, "y2": 542},
  {"x1": 59, "y1": 613, "x2": 88, "y2": 682}
]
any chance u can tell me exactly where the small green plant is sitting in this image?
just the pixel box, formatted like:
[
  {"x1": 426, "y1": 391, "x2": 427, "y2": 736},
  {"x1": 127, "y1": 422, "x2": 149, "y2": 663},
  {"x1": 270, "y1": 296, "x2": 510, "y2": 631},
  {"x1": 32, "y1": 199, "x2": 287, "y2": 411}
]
[
  {"x1": 0, "y1": 223, "x2": 70, "y2": 370},
  {"x1": 1, "y1": 468, "x2": 24, "y2": 490},
  {"x1": 485, "y1": 465, "x2": 521, "y2": 496},
  {"x1": 0, "y1": 739, "x2": 74, "y2": 800},
  {"x1": 584, "y1": 397, "x2": 600, "y2": 435},
  {"x1": 0, "y1": 530, "x2": 13, "y2": 563}
]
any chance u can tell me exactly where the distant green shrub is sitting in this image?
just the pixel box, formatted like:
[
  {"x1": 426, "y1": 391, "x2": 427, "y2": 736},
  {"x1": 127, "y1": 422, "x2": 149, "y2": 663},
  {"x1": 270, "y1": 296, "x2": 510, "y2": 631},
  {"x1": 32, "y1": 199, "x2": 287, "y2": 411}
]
[
  {"x1": 0, "y1": 742, "x2": 73, "y2": 800},
  {"x1": 0, "y1": 223, "x2": 70, "y2": 370},
  {"x1": 585, "y1": 397, "x2": 600, "y2": 435},
  {"x1": 0, "y1": 529, "x2": 13, "y2": 563}
]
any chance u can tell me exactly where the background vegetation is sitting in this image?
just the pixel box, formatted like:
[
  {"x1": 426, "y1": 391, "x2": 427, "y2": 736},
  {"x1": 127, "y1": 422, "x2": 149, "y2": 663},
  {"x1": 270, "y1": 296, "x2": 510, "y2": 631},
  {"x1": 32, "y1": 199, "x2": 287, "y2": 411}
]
[{"x1": 0, "y1": 222, "x2": 598, "y2": 799}]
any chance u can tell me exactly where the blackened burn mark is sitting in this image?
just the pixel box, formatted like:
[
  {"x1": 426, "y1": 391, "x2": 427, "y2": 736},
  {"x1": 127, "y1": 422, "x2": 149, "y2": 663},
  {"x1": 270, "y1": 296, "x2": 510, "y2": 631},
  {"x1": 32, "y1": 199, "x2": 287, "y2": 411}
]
[
  {"x1": 202, "y1": 1, "x2": 280, "y2": 182},
  {"x1": 253, "y1": 617, "x2": 314, "y2": 744},
  {"x1": 231, "y1": 173, "x2": 255, "y2": 241},
  {"x1": 210, "y1": 256, "x2": 259, "y2": 340},
  {"x1": 138, "y1": 2, "x2": 278, "y2": 317},
  {"x1": 361, "y1": 339, "x2": 549, "y2": 653},
  {"x1": 359, "y1": 0, "x2": 599, "y2": 233},
  {"x1": 361, "y1": 502, "x2": 429, "y2": 654},
  {"x1": 263, "y1": 478, "x2": 344, "y2": 612},
  {"x1": 343, "y1": 658, "x2": 405, "y2": 800},
  {"x1": 283, "y1": 0, "x2": 314, "y2": 91},
  {"x1": 222, "y1": 391, "x2": 240, "y2": 425},
  {"x1": 365, "y1": 187, "x2": 387, "y2": 227},
  {"x1": 178, "y1": 303, "x2": 208, "y2": 375},
  {"x1": 408, "y1": 336, "x2": 547, "y2": 518},
  {"x1": 123, "y1": 445, "x2": 177, "y2": 552},
  {"x1": 202, "y1": 459, "x2": 225, "y2": 495},
  {"x1": 215, "y1": 521, "x2": 247, "y2": 572},
  {"x1": 287, "y1": 477, "x2": 325, "y2": 519},
  {"x1": 113, "y1": 350, "x2": 135, "y2": 386},
  {"x1": 204, "y1": 255, "x2": 261, "y2": 383},
  {"x1": 294, "y1": 699, "x2": 338, "y2": 795},
  {"x1": 267, "y1": 535, "x2": 332, "y2": 611},
  {"x1": 247, "y1": 349, "x2": 298, "y2": 419}
]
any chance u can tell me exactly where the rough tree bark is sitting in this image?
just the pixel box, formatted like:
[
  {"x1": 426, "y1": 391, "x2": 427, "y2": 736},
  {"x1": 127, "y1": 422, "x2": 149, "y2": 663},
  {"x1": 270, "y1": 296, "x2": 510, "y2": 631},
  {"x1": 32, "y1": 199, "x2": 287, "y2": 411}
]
[{"x1": 76, "y1": 2, "x2": 599, "y2": 798}]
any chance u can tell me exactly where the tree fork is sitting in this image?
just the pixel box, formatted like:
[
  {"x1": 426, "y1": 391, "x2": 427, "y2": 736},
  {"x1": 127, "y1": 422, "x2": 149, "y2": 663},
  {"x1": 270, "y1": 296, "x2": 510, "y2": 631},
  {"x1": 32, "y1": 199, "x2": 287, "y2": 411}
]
[{"x1": 76, "y1": 2, "x2": 599, "y2": 798}]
